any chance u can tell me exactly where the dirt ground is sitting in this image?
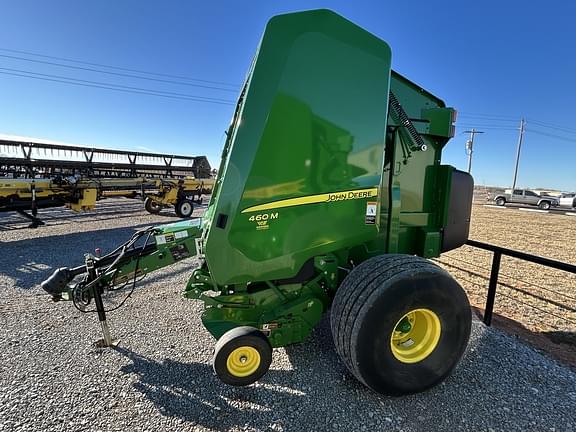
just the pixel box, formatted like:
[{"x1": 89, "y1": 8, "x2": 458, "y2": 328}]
[{"x1": 436, "y1": 204, "x2": 576, "y2": 367}]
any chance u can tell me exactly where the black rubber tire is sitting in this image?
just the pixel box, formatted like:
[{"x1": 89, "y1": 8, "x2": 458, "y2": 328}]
[
  {"x1": 495, "y1": 197, "x2": 506, "y2": 206},
  {"x1": 330, "y1": 254, "x2": 471, "y2": 395},
  {"x1": 175, "y1": 199, "x2": 194, "y2": 218},
  {"x1": 539, "y1": 201, "x2": 551, "y2": 210},
  {"x1": 144, "y1": 197, "x2": 162, "y2": 214},
  {"x1": 213, "y1": 326, "x2": 272, "y2": 386}
]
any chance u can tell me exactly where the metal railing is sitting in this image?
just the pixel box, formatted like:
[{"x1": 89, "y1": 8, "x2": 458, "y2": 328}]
[{"x1": 464, "y1": 239, "x2": 576, "y2": 326}]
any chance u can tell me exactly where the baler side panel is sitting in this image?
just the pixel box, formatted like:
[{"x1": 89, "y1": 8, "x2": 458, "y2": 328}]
[{"x1": 204, "y1": 10, "x2": 392, "y2": 285}]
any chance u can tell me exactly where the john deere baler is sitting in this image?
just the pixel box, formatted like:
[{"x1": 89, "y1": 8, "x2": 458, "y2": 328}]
[{"x1": 42, "y1": 9, "x2": 473, "y2": 395}]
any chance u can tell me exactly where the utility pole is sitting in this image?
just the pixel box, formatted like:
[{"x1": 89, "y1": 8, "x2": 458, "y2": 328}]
[
  {"x1": 464, "y1": 129, "x2": 484, "y2": 173},
  {"x1": 511, "y1": 118, "x2": 525, "y2": 192}
]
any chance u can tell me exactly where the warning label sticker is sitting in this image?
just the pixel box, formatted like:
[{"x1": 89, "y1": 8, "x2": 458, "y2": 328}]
[
  {"x1": 365, "y1": 202, "x2": 377, "y2": 225},
  {"x1": 155, "y1": 232, "x2": 175, "y2": 245},
  {"x1": 175, "y1": 230, "x2": 189, "y2": 239}
]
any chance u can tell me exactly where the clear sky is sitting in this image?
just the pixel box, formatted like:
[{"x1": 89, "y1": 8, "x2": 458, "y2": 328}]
[{"x1": 0, "y1": 1, "x2": 575, "y2": 190}]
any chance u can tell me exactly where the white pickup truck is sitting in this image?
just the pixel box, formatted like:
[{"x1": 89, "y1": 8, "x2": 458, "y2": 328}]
[
  {"x1": 559, "y1": 192, "x2": 576, "y2": 209},
  {"x1": 492, "y1": 189, "x2": 559, "y2": 210}
]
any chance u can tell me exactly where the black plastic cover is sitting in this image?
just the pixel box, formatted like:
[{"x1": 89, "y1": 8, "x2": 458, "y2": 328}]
[
  {"x1": 442, "y1": 169, "x2": 474, "y2": 252},
  {"x1": 41, "y1": 267, "x2": 73, "y2": 295}
]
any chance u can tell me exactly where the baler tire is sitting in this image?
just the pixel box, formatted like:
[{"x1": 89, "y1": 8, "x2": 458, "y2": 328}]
[
  {"x1": 175, "y1": 199, "x2": 194, "y2": 218},
  {"x1": 144, "y1": 197, "x2": 162, "y2": 214},
  {"x1": 213, "y1": 326, "x2": 272, "y2": 386},
  {"x1": 330, "y1": 254, "x2": 471, "y2": 395}
]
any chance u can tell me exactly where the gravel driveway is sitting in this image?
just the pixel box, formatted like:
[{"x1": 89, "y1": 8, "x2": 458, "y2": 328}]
[{"x1": 1, "y1": 199, "x2": 575, "y2": 432}]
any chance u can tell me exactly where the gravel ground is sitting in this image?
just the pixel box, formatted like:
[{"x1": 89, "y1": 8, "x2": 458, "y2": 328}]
[{"x1": 1, "y1": 199, "x2": 576, "y2": 432}]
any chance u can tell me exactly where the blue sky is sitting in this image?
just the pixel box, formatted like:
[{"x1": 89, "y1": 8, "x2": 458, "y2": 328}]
[{"x1": 0, "y1": 1, "x2": 575, "y2": 190}]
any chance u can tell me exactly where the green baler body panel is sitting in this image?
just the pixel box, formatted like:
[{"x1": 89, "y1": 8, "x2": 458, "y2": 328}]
[{"x1": 203, "y1": 10, "x2": 455, "y2": 286}]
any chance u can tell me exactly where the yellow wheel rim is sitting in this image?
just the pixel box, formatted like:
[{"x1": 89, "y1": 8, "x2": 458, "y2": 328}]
[
  {"x1": 390, "y1": 308, "x2": 441, "y2": 364},
  {"x1": 226, "y1": 346, "x2": 261, "y2": 377}
]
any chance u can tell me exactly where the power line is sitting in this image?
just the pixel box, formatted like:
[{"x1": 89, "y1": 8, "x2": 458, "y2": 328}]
[
  {"x1": 456, "y1": 124, "x2": 517, "y2": 131},
  {"x1": 526, "y1": 118, "x2": 576, "y2": 135},
  {"x1": 4, "y1": 49, "x2": 576, "y2": 140},
  {"x1": 0, "y1": 69, "x2": 233, "y2": 105},
  {"x1": 458, "y1": 111, "x2": 518, "y2": 121},
  {"x1": 0, "y1": 69, "x2": 236, "y2": 105},
  {"x1": 0, "y1": 53, "x2": 238, "y2": 93},
  {"x1": 0, "y1": 47, "x2": 238, "y2": 88},
  {"x1": 458, "y1": 115, "x2": 517, "y2": 123},
  {"x1": 461, "y1": 114, "x2": 576, "y2": 137},
  {"x1": 525, "y1": 128, "x2": 576, "y2": 143},
  {"x1": 458, "y1": 118, "x2": 576, "y2": 137},
  {"x1": 0, "y1": 66, "x2": 235, "y2": 102}
]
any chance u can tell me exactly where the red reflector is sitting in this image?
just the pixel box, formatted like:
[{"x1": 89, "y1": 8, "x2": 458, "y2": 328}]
[{"x1": 451, "y1": 109, "x2": 458, "y2": 123}]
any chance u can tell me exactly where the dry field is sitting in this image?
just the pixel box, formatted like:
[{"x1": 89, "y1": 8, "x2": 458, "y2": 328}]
[{"x1": 436, "y1": 204, "x2": 576, "y2": 365}]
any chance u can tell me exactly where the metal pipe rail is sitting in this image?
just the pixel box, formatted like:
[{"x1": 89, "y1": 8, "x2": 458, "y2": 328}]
[{"x1": 465, "y1": 239, "x2": 576, "y2": 326}]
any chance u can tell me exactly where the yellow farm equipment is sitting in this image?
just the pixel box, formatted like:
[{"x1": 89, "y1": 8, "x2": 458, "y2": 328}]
[
  {"x1": 0, "y1": 176, "x2": 214, "y2": 227},
  {"x1": 143, "y1": 178, "x2": 214, "y2": 218}
]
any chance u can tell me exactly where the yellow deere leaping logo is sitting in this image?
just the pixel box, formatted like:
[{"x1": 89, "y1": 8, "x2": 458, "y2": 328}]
[{"x1": 256, "y1": 220, "x2": 269, "y2": 230}]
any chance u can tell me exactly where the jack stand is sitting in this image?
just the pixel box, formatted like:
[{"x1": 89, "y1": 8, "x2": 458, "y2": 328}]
[
  {"x1": 93, "y1": 286, "x2": 118, "y2": 348},
  {"x1": 86, "y1": 255, "x2": 118, "y2": 348}
]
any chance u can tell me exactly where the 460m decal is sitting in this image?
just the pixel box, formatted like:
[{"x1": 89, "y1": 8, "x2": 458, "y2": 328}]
[{"x1": 248, "y1": 212, "x2": 279, "y2": 230}]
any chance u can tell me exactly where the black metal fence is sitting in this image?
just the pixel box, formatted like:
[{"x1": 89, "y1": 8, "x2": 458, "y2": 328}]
[
  {"x1": 437, "y1": 240, "x2": 576, "y2": 334},
  {"x1": 464, "y1": 240, "x2": 576, "y2": 326}
]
